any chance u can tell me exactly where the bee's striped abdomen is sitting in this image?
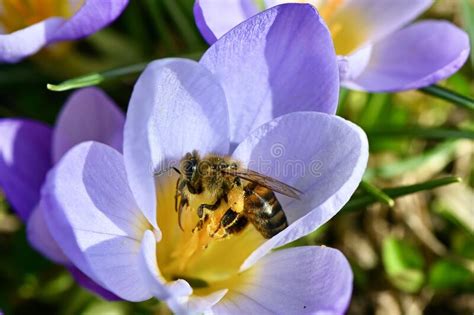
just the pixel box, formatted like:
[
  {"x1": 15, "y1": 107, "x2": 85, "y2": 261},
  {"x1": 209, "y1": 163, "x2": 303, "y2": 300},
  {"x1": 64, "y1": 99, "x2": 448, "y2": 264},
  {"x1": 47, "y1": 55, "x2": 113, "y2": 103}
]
[{"x1": 244, "y1": 182, "x2": 288, "y2": 239}]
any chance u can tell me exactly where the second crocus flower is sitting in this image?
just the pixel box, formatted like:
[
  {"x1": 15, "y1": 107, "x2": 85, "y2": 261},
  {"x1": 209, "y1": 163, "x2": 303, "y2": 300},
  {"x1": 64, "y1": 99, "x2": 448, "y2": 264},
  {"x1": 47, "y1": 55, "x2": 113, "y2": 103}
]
[
  {"x1": 195, "y1": 0, "x2": 470, "y2": 92},
  {"x1": 0, "y1": 87, "x2": 124, "y2": 298},
  {"x1": 0, "y1": 0, "x2": 129, "y2": 63}
]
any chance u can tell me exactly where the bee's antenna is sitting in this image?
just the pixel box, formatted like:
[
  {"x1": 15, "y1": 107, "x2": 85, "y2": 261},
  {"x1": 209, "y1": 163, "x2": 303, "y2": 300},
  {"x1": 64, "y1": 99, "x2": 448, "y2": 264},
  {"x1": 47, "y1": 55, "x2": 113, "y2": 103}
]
[{"x1": 154, "y1": 166, "x2": 181, "y2": 178}]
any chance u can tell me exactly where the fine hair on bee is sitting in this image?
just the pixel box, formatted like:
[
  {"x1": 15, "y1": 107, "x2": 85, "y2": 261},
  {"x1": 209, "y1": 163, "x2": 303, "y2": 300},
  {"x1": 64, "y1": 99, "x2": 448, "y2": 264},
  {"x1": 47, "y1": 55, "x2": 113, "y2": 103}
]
[{"x1": 156, "y1": 150, "x2": 302, "y2": 239}]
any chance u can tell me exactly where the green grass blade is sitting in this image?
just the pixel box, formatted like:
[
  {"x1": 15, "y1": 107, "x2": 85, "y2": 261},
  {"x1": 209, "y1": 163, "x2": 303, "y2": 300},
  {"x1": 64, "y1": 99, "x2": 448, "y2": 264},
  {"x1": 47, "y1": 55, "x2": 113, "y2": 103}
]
[
  {"x1": 419, "y1": 85, "x2": 474, "y2": 111},
  {"x1": 343, "y1": 176, "x2": 462, "y2": 212},
  {"x1": 361, "y1": 180, "x2": 395, "y2": 207},
  {"x1": 47, "y1": 62, "x2": 148, "y2": 92}
]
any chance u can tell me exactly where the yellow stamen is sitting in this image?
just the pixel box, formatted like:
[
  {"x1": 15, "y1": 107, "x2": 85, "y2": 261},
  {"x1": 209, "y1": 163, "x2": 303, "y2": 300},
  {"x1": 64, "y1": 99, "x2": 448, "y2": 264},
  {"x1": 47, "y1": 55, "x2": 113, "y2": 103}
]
[
  {"x1": 0, "y1": 0, "x2": 81, "y2": 33},
  {"x1": 296, "y1": 0, "x2": 368, "y2": 55},
  {"x1": 155, "y1": 176, "x2": 266, "y2": 291},
  {"x1": 319, "y1": 0, "x2": 344, "y2": 20}
]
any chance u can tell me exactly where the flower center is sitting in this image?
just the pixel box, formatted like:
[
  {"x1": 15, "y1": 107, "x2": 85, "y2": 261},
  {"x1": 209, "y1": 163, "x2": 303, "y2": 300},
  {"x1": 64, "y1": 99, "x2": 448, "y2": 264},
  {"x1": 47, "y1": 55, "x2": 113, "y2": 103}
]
[
  {"x1": 155, "y1": 175, "x2": 266, "y2": 293},
  {"x1": 300, "y1": 0, "x2": 368, "y2": 55},
  {"x1": 0, "y1": 0, "x2": 82, "y2": 33}
]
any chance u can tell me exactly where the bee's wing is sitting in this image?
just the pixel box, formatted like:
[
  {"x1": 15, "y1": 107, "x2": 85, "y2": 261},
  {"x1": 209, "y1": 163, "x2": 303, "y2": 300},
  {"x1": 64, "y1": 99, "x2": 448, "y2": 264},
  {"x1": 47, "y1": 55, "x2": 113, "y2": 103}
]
[{"x1": 224, "y1": 169, "x2": 302, "y2": 199}]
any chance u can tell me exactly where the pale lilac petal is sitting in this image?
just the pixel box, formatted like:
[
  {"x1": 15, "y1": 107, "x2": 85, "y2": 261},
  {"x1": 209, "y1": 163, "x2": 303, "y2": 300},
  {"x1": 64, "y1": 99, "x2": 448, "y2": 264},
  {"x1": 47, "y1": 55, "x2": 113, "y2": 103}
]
[
  {"x1": 0, "y1": 18, "x2": 64, "y2": 63},
  {"x1": 49, "y1": 0, "x2": 129, "y2": 42},
  {"x1": 53, "y1": 87, "x2": 124, "y2": 162},
  {"x1": 329, "y1": 0, "x2": 432, "y2": 45},
  {"x1": 214, "y1": 246, "x2": 353, "y2": 315},
  {"x1": 141, "y1": 230, "x2": 229, "y2": 314},
  {"x1": 28, "y1": 199, "x2": 119, "y2": 301},
  {"x1": 0, "y1": 119, "x2": 52, "y2": 220},
  {"x1": 123, "y1": 59, "x2": 229, "y2": 228},
  {"x1": 0, "y1": 0, "x2": 128, "y2": 63},
  {"x1": 344, "y1": 21, "x2": 471, "y2": 92},
  {"x1": 338, "y1": 45, "x2": 373, "y2": 82},
  {"x1": 42, "y1": 141, "x2": 152, "y2": 301},
  {"x1": 26, "y1": 205, "x2": 69, "y2": 264},
  {"x1": 231, "y1": 112, "x2": 368, "y2": 269},
  {"x1": 200, "y1": 4, "x2": 339, "y2": 144},
  {"x1": 194, "y1": 0, "x2": 259, "y2": 44},
  {"x1": 186, "y1": 290, "x2": 228, "y2": 314},
  {"x1": 68, "y1": 267, "x2": 121, "y2": 301},
  {"x1": 139, "y1": 230, "x2": 192, "y2": 315}
]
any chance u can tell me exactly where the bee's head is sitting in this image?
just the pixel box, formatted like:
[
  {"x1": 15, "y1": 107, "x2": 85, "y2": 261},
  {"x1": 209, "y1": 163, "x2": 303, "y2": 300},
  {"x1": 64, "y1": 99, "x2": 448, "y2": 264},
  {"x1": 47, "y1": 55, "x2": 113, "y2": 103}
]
[{"x1": 180, "y1": 150, "x2": 201, "y2": 185}]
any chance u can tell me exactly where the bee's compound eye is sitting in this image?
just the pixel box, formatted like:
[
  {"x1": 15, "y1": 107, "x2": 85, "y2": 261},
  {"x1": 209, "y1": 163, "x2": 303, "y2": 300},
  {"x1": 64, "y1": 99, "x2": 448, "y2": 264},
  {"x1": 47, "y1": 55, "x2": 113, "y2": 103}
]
[
  {"x1": 183, "y1": 159, "x2": 197, "y2": 180},
  {"x1": 230, "y1": 163, "x2": 238, "y2": 169}
]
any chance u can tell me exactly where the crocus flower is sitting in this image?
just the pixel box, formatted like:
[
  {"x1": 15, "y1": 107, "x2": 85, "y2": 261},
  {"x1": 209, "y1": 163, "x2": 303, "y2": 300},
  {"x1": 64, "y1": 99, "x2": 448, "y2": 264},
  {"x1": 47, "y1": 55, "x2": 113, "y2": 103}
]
[
  {"x1": 0, "y1": 87, "x2": 124, "y2": 299},
  {"x1": 40, "y1": 7, "x2": 369, "y2": 314},
  {"x1": 0, "y1": 0, "x2": 128, "y2": 63},
  {"x1": 195, "y1": 0, "x2": 470, "y2": 92}
]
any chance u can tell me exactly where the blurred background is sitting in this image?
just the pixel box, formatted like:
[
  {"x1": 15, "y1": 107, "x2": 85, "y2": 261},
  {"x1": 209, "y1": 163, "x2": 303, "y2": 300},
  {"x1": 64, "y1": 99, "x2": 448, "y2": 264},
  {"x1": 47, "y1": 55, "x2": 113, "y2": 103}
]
[{"x1": 0, "y1": 0, "x2": 473, "y2": 314}]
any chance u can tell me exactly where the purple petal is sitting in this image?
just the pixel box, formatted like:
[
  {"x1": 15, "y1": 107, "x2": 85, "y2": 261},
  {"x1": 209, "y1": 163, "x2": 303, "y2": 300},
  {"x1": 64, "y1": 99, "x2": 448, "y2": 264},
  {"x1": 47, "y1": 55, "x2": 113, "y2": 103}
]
[
  {"x1": 231, "y1": 112, "x2": 368, "y2": 269},
  {"x1": 53, "y1": 87, "x2": 125, "y2": 163},
  {"x1": 194, "y1": 0, "x2": 259, "y2": 44},
  {"x1": 123, "y1": 59, "x2": 229, "y2": 228},
  {"x1": 139, "y1": 230, "x2": 193, "y2": 314},
  {"x1": 214, "y1": 246, "x2": 353, "y2": 315},
  {"x1": 0, "y1": 119, "x2": 52, "y2": 221},
  {"x1": 200, "y1": 4, "x2": 339, "y2": 144},
  {"x1": 26, "y1": 205, "x2": 69, "y2": 264},
  {"x1": 141, "y1": 230, "x2": 229, "y2": 313},
  {"x1": 344, "y1": 21, "x2": 471, "y2": 92},
  {"x1": 0, "y1": 18, "x2": 64, "y2": 63},
  {"x1": 0, "y1": 1, "x2": 128, "y2": 63},
  {"x1": 42, "y1": 141, "x2": 152, "y2": 301},
  {"x1": 49, "y1": 0, "x2": 129, "y2": 42},
  {"x1": 338, "y1": 45, "x2": 373, "y2": 82},
  {"x1": 68, "y1": 267, "x2": 121, "y2": 301}
]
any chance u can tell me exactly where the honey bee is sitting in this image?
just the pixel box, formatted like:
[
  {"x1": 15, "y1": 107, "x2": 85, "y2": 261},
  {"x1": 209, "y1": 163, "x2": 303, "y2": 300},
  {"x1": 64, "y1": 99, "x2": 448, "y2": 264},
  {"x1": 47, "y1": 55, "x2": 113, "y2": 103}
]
[{"x1": 167, "y1": 150, "x2": 302, "y2": 239}]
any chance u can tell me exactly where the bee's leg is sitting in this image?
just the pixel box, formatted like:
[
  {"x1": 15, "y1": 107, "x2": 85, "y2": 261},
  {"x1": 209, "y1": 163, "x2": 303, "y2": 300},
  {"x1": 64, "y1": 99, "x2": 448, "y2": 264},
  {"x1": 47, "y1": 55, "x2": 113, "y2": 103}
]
[
  {"x1": 177, "y1": 195, "x2": 188, "y2": 231},
  {"x1": 197, "y1": 198, "x2": 222, "y2": 219},
  {"x1": 193, "y1": 198, "x2": 222, "y2": 232},
  {"x1": 212, "y1": 208, "x2": 248, "y2": 238},
  {"x1": 193, "y1": 213, "x2": 208, "y2": 232},
  {"x1": 233, "y1": 177, "x2": 241, "y2": 187},
  {"x1": 174, "y1": 178, "x2": 186, "y2": 212}
]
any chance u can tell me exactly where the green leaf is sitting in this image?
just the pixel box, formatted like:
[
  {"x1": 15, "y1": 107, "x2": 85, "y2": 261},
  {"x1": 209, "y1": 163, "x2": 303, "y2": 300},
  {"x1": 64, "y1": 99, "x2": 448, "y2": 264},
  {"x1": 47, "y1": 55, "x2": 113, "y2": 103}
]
[
  {"x1": 343, "y1": 176, "x2": 461, "y2": 212},
  {"x1": 358, "y1": 93, "x2": 389, "y2": 130},
  {"x1": 419, "y1": 85, "x2": 474, "y2": 111},
  {"x1": 162, "y1": 0, "x2": 203, "y2": 49},
  {"x1": 364, "y1": 141, "x2": 458, "y2": 180},
  {"x1": 453, "y1": 232, "x2": 474, "y2": 260},
  {"x1": 360, "y1": 180, "x2": 394, "y2": 207},
  {"x1": 382, "y1": 237, "x2": 425, "y2": 293},
  {"x1": 47, "y1": 52, "x2": 204, "y2": 92},
  {"x1": 47, "y1": 63, "x2": 148, "y2": 92},
  {"x1": 429, "y1": 259, "x2": 474, "y2": 290}
]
